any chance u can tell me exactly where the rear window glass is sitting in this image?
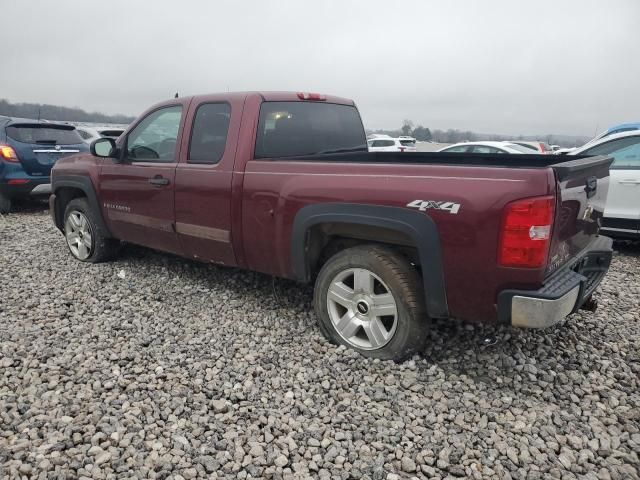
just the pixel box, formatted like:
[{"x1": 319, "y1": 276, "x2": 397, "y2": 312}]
[
  {"x1": 514, "y1": 142, "x2": 538, "y2": 151},
  {"x1": 6, "y1": 125, "x2": 83, "y2": 145},
  {"x1": 399, "y1": 139, "x2": 415, "y2": 146},
  {"x1": 255, "y1": 102, "x2": 366, "y2": 158},
  {"x1": 372, "y1": 139, "x2": 395, "y2": 147},
  {"x1": 504, "y1": 143, "x2": 535, "y2": 153}
]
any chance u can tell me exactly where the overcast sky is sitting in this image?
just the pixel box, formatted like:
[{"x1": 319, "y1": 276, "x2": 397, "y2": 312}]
[{"x1": 3, "y1": 0, "x2": 639, "y2": 136}]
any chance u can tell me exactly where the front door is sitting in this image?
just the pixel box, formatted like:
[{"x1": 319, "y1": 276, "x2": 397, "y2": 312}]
[{"x1": 99, "y1": 104, "x2": 186, "y2": 254}]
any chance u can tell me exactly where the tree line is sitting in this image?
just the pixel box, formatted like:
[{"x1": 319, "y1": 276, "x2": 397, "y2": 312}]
[{"x1": 0, "y1": 99, "x2": 134, "y2": 124}]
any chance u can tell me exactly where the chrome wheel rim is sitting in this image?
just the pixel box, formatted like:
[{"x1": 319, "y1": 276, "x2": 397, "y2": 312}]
[
  {"x1": 64, "y1": 211, "x2": 93, "y2": 260},
  {"x1": 327, "y1": 268, "x2": 398, "y2": 350}
]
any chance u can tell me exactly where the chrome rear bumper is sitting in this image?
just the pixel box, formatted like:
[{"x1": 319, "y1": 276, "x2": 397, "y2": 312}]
[{"x1": 498, "y1": 236, "x2": 613, "y2": 328}]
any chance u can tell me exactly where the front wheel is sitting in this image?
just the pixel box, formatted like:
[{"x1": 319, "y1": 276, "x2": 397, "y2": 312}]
[
  {"x1": 313, "y1": 245, "x2": 428, "y2": 361},
  {"x1": 63, "y1": 198, "x2": 119, "y2": 263}
]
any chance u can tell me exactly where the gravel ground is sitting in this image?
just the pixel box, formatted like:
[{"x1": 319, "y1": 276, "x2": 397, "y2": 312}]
[{"x1": 1, "y1": 205, "x2": 639, "y2": 480}]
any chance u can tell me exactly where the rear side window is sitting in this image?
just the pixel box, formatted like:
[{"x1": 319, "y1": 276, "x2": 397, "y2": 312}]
[
  {"x1": 254, "y1": 101, "x2": 366, "y2": 158},
  {"x1": 6, "y1": 125, "x2": 83, "y2": 145},
  {"x1": 99, "y1": 130, "x2": 124, "y2": 138},
  {"x1": 188, "y1": 103, "x2": 231, "y2": 164}
]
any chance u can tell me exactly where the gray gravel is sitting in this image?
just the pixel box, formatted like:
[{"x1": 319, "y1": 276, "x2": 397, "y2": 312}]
[{"x1": 1, "y1": 205, "x2": 639, "y2": 479}]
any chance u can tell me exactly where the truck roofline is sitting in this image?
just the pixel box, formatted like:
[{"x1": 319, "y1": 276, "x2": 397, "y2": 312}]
[{"x1": 146, "y1": 91, "x2": 356, "y2": 112}]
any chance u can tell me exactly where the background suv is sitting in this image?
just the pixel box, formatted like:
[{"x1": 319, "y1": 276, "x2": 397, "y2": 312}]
[{"x1": 0, "y1": 116, "x2": 88, "y2": 213}]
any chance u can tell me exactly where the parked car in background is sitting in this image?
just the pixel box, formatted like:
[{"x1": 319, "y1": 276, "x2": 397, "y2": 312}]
[
  {"x1": 570, "y1": 130, "x2": 640, "y2": 238},
  {"x1": 508, "y1": 141, "x2": 553, "y2": 154},
  {"x1": 49, "y1": 91, "x2": 613, "y2": 361},
  {"x1": 368, "y1": 137, "x2": 416, "y2": 152},
  {"x1": 438, "y1": 141, "x2": 531, "y2": 154},
  {"x1": 75, "y1": 125, "x2": 126, "y2": 144},
  {"x1": 0, "y1": 116, "x2": 88, "y2": 213},
  {"x1": 579, "y1": 122, "x2": 640, "y2": 151},
  {"x1": 554, "y1": 147, "x2": 576, "y2": 155},
  {"x1": 398, "y1": 136, "x2": 417, "y2": 148}
]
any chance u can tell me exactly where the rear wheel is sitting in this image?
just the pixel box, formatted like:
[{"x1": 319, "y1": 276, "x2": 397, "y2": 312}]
[
  {"x1": 63, "y1": 198, "x2": 119, "y2": 263},
  {"x1": 314, "y1": 245, "x2": 428, "y2": 361},
  {"x1": 0, "y1": 193, "x2": 11, "y2": 214}
]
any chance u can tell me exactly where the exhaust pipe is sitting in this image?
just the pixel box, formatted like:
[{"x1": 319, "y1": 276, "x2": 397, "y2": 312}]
[{"x1": 580, "y1": 295, "x2": 598, "y2": 312}]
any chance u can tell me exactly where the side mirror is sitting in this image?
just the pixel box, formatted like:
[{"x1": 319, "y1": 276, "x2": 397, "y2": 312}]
[{"x1": 90, "y1": 137, "x2": 118, "y2": 158}]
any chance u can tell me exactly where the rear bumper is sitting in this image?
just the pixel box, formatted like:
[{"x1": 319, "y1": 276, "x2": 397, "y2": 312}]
[
  {"x1": 0, "y1": 177, "x2": 51, "y2": 198},
  {"x1": 497, "y1": 236, "x2": 613, "y2": 328}
]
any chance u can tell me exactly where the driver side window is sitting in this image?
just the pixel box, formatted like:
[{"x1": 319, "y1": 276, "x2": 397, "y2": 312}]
[{"x1": 126, "y1": 105, "x2": 183, "y2": 162}]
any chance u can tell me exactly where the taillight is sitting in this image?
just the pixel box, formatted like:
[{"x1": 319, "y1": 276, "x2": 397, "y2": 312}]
[
  {"x1": 297, "y1": 92, "x2": 326, "y2": 101},
  {"x1": 0, "y1": 145, "x2": 19, "y2": 162},
  {"x1": 498, "y1": 195, "x2": 555, "y2": 268},
  {"x1": 539, "y1": 142, "x2": 547, "y2": 154},
  {"x1": 399, "y1": 147, "x2": 406, "y2": 152}
]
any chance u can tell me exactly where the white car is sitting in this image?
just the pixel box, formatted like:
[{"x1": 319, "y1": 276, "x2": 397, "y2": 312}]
[
  {"x1": 569, "y1": 130, "x2": 640, "y2": 239},
  {"x1": 437, "y1": 141, "x2": 531, "y2": 154},
  {"x1": 75, "y1": 126, "x2": 126, "y2": 144},
  {"x1": 507, "y1": 141, "x2": 553, "y2": 154},
  {"x1": 368, "y1": 137, "x2": 417, "y2": 152}
]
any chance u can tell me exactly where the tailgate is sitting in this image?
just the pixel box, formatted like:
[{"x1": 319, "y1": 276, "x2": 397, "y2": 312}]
[
  {"x1": 5, "y1": 123, "x2": 85, "y2": 176},
  {"x1": 547, "y1": 155, "x2": 613, "y2": 274}
]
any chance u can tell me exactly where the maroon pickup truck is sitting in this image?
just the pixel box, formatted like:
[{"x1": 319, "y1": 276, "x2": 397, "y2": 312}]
[{"x1": 50, "y1": 91, "x2": 613, "y2": 361}]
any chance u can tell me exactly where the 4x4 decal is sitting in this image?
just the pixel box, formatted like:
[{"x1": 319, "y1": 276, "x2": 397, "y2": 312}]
[{"x1": 407, "y1": 199, "x2": 461, "y2": 215}]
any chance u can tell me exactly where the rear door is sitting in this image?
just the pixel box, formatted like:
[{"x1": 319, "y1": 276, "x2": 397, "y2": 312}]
[
  {"x1": 578, "y1": 135, "x2": 640, "y2": 236},
  {"x1": 99, "y1": 104, "x2": 186, "y2": 254},
  {"x1": 5, "y1": 124, "x2": 86, "y2": 176},
  {"x1": 174, "y1": 97, "x2": 240, "y2": 266}
]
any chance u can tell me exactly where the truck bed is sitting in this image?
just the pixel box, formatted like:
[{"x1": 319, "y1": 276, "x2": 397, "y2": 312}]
[{"x1": 279, "y1": 150, "x2": 608, "y2": 172}]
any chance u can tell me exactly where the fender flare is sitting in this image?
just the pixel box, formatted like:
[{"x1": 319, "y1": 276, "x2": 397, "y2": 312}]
[
  {"x1": 291, "y1": 203, "x2": 448, "y2": 319},
  {"x1": 51, "y1": 174, "x2": 111, "y2": 236}
]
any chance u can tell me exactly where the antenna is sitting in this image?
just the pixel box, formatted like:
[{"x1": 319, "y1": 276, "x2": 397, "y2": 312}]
[
  {"x1": 174, "y1": 92, "x2": 179, "y2": 99},
  {"x1": 37, "y1": 107, "x2": 41, "y2": 122}
]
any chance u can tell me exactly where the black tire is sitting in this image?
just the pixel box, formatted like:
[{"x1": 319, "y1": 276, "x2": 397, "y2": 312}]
[
  {"x1": 63, "y1": 197, "x2": 119, "y2": 263},
  {"x1": 314, "y1": 244, "x2": 428, "y2": 361},
  {"x1": 0, "y1": 193, "x2": 11, "y2": 214}
]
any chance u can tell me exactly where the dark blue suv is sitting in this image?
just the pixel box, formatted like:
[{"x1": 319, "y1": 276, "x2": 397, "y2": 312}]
[{"x1": 0, "y1": 116, "x2": 88, "y2": 213}]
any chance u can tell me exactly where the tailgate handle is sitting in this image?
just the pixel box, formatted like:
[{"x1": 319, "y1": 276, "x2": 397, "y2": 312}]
[{"x1": 584, "y1": 176, "x2": 597, "y2": 198}]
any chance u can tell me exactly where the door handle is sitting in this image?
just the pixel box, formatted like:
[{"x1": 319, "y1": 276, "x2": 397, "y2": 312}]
[
  {"x1": 148, "y1": 175, "x2": 170, "y2": 186},
  {"x1": 618, "y1": 180, "x2": 640, "y2": 185}
]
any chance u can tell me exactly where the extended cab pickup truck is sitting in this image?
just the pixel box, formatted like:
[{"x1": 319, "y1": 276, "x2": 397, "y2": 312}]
[{"x1": 49, "y1": 91, "x2": 614, "y2": 361}]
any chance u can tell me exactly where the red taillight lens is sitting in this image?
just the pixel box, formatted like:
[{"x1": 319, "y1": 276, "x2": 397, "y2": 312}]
[
  {"x1": 498, "y1": 196, "x2": 555, "y2": 268},
  {"x1": 0, "y1": 145, "x2": 19, "y2": 162},
  {"x1": 297, "y1": 92, "x2": 326, "y2": 101}
]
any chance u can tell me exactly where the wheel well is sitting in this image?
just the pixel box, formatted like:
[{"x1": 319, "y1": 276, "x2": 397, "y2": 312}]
[
  {"x1": 53, "y1": 187, "x2": 86, "y2": 230},
  {"x1": 307, "y1": 223, "x2": 420, "y2": 278}
]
